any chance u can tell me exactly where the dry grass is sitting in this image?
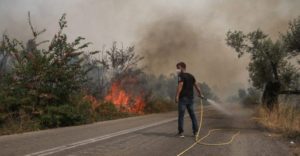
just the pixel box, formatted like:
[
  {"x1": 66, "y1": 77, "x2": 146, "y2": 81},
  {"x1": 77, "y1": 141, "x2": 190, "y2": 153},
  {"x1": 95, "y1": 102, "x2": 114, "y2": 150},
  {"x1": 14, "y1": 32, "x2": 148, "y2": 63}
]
[{"x1": 256, "y1": 103, "x2": 300, "y2": 138}]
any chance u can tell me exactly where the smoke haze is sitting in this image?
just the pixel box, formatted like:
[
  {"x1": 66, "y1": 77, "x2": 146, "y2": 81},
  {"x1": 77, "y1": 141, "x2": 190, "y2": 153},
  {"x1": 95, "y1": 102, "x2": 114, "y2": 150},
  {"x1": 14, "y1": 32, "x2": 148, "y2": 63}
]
[{"x1": 1, "y1": 0, "x2": 300, "y2": 98}]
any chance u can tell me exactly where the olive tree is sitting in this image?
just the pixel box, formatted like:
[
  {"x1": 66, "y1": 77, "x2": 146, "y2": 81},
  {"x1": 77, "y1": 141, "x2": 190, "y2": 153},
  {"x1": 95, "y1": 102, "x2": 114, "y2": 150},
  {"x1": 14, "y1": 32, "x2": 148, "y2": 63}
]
[{"x1": 226, "y1": 29, "x2": 299, "y2": 111}]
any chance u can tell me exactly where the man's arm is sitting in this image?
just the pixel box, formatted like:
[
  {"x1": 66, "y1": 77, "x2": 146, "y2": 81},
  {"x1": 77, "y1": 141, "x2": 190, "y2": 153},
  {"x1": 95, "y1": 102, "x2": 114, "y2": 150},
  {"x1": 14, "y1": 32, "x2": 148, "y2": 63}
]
[
  {"x1": 194, "y1": 83, "x2": 203, "y2": 98},
  {"x1": 176, "y1": 82, "x2": 183, "y2": 103}
]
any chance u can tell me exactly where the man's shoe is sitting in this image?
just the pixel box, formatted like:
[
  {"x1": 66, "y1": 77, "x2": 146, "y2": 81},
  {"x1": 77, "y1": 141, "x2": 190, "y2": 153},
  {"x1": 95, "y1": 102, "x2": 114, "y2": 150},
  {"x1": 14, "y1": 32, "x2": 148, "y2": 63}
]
[
  {"x1": 177, "y1": 132, "x2": 184, "y2": 138},
  {"x1": 193, "y1": 132, "x2": 199, "y2": 139}
]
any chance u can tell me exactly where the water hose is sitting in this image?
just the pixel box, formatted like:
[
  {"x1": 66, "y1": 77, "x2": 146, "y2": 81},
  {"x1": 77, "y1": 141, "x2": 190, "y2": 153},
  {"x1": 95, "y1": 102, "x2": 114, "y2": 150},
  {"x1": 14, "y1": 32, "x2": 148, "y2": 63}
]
[{"x1": 177, "y1": 98, "x2": 240, "y2": 156}]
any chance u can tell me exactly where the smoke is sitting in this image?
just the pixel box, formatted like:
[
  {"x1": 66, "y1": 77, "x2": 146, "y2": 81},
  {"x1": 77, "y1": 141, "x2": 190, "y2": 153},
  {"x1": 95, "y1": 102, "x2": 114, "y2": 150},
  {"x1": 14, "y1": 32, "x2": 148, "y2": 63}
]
[
  {"x1": 137, "y1": 14, "x2": 249, "y2": 98},
  {"x1": 135, "y1": 0, "x2": 300, "y2": 98},
  {"x1": 1, "y1": 0, "x2": 300, "y2": 98}
]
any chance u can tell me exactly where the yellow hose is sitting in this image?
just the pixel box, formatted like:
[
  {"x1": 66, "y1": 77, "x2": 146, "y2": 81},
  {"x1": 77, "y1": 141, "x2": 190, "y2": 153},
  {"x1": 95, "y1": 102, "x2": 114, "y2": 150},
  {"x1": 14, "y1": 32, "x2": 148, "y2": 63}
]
[{"x1": 177, "y1": 99, "x2": 240, "y2": 156}]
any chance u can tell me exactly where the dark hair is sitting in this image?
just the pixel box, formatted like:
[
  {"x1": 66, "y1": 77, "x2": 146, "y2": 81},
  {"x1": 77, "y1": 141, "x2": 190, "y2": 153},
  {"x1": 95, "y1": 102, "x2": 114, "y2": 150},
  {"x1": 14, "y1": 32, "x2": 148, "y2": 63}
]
[{"x1": 176, "y1": 62, "x2": 186, "y2": 69}]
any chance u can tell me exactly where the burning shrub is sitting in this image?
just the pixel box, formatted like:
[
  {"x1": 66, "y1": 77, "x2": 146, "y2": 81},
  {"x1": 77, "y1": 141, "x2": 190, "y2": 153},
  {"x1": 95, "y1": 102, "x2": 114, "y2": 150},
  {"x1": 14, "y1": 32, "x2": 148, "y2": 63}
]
[
  {"x1": 105, "y1": 81, "x2": 145, "y2": 114},
  {"x1": 84, "y1": 95, "x2": 100, "y2": 111},
  {"x1": 94, "y1": 41, "x2": 148, "y2": 114}
]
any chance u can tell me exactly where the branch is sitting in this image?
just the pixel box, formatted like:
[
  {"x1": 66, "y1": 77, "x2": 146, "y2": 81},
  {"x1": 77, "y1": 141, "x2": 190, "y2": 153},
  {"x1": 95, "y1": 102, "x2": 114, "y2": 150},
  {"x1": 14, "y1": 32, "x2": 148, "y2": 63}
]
[{"x1": 28, "y1": 12, "x2": 46, "y2": 39}]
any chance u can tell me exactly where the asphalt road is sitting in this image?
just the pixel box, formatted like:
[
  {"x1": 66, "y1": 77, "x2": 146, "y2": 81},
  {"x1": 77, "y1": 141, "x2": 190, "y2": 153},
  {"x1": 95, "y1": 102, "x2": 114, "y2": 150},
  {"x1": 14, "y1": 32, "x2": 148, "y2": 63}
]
[{"x1": 0, "y1": 106, "x2": 293, "y2": 156}]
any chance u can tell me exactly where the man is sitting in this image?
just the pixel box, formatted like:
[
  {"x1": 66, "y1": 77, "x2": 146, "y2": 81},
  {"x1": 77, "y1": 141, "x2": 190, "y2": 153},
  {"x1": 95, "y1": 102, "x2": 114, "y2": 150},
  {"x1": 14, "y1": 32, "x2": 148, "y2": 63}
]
[{"x1": 175, "y1": 62, "x2": 203, "y2": 138}]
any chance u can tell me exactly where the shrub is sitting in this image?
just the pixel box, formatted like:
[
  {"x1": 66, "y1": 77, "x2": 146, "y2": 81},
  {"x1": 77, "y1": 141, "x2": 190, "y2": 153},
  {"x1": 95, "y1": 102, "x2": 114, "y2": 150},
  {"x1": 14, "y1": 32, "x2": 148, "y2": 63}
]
[
  {"x1": 95, "y1": 102, "x2": 127, "y2": 120},
  {"x1": 0, "y1": 13, "x2": 98, "y2": 132},
  {"x1": 40, "y1": 105, "x2": 84, "y2": 128},
  {"x1": 255, "y1": 103, "x2": 300, "y2": 138},
  {"x1": 0, "y1": 113, "x2": 5, "y2": 127},
  {"x1": 144, "y1": 99, "x2": 176, "y2": 113}
]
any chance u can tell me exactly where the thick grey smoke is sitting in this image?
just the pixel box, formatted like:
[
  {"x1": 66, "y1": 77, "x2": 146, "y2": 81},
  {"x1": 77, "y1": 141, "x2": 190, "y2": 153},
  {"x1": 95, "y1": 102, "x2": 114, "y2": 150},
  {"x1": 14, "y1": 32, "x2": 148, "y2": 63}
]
[
  {"x1": 137, "y1": 15, "x2": 249, "y2": 99},
  {"x1": 136, "y1": 0, "x2": 300, "y2": 98},
  {"x1": 1, "y1": 0, "x2": 300, "y2": 98}
]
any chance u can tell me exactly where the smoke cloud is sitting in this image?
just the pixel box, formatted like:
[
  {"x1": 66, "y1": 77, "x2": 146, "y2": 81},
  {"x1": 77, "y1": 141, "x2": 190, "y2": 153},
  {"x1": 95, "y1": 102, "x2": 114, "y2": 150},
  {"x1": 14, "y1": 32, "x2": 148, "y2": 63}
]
[
  {"x1": 1, "y1": 0, "x2": 300, "y2": 98},
  {"x1": 137, "y1": 15, "x2": 249, "y2": 98}
]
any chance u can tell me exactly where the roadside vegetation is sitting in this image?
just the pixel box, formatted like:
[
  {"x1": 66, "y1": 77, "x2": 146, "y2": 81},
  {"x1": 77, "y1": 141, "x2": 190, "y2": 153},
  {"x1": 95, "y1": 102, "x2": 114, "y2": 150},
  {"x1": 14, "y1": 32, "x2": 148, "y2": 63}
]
[
  {"x1": 0, "y1": 13, "x2": 217, "y2": 135},
  {"x1": 256, "y1": 100, "x2": 300, "y2": 138},
  {"x1": 226, "y1": 16, "x2": 300, "y2": 139}
]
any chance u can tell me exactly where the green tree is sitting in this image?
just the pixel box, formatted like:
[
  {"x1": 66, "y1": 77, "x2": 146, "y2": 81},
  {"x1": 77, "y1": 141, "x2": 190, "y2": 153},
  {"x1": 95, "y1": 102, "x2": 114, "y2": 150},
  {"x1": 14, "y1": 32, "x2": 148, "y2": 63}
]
[
  {"x1": 0, "y1": 13, "x2": 98, "y2": 128},
  {"x1": 283, "y1": 16, "x2": 300, "y2": 57},
  {"x1": 226, "y1": 29, "x2": 298, "y2": 90},
  {"x1": 226, "y1": 29, "x2": 299, "y2": 110},
  {"x1": 241, "y1": 87, "x2": 261, "y2": 107}
]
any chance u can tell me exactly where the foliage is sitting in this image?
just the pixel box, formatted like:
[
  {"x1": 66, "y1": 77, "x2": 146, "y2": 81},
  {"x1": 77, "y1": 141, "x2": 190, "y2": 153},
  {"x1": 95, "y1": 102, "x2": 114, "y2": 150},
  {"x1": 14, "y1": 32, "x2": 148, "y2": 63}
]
[
  {"x1": 0, "y1": 12, "x2": 220, "y2": 135},
  {"x1": 226, "y1": 29, "x2": 299, "y2": 90},
  {"x1": 40, "y1": 105, "x2": 84, "y2": 128},
  {"x1": 238, "y1": 89, "x2": 247, "y2": 100},
  {"x1": 100, "y1": 42, "x2": 144, "y2": 77},
  {"x1": 256, "y1": 102, "x2": 300, "y2": 138},
  {"x1": 0, "y1": 13, "x2": 98, "y2": 130},
  {"x1": 226, "y1": 87, "x2": 261, "y2": 107},
  {"x1": 240, "y1": 87, "x2": 261, "y2": 107},
  {"x1": 283, "y1": 16, "x2": 300, "y2": 57},
  {"x1": 95, "y1": 102, "x2": 130, "y2": 120},
  {"x1": 143, "y1": 74, "x2": 177, "y2": 101},
  {"x1": 85, "y1": 42, "x2": 144, "y2": 98},
  {"x1": 144, "y1": 98, "x2": 176, "y2": 113}
]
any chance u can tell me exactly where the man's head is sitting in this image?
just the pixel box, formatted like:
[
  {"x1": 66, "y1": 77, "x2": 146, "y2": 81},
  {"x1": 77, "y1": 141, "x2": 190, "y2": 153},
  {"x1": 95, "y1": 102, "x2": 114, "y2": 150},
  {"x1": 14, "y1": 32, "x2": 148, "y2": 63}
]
[{"x1": 176, "y1": 62, "x2": 186, "y2": 73}]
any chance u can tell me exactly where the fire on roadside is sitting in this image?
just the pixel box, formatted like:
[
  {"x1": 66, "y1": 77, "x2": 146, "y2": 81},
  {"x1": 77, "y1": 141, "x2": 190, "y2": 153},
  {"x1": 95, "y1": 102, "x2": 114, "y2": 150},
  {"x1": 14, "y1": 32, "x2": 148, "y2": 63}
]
[{"x1": 105, "y1": 81, "x2": 145, "y2": 114}]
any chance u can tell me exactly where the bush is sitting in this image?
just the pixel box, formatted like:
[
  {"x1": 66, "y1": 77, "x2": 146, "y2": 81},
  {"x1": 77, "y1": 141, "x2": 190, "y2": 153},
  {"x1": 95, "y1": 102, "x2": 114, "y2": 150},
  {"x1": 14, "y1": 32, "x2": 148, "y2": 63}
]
[
  {"x1": 40, "y1": 105, "x2": 84, "y2": 128},
  {"x1": 232, "y1": 87, "x2": 261, "y2": 107},
  {"x1": 95, "y1": 102, "x2": 129, "y2": 120},
  {"x1": 0, "y1": 13, "x2": 99, "y2": 132},
  {"x1": 0, "y1": 113, "x2": 5, "y2": 127},
  {"x1": 77, "y1": 100, "x2": 94, "y2": 122},
  {"x1": 255, "y1": 103, "x2": 300, "y2": 138},
  {"x1": 144, "y1": 99, "x2": 176, "y2": 113}
]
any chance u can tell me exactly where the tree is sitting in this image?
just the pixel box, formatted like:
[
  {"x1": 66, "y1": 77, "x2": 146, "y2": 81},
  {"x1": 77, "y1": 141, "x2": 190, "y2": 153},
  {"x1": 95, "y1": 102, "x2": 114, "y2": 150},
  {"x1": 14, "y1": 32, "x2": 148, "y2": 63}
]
[
  {"x1": 0, "y1": 35, "x2": 12, "y2": 78},
  {"x1": 283, "y1": 16, "x2": 300, "y2": 58},
  {"x1": 0, "y1": 13, "x2": 98, "y2": 128},
  {"x1": 100, "y1": 42, "x2": 144, "y2": 78},
  {"x1": 226, "y1": 29, "x2": 299, "y2": 110},
  {"x1": 242, "y1": 87, "x2": 261, "y2": 107},
  {"x1": 238, "y1": 89, "x2": 247, "y2": 99}
]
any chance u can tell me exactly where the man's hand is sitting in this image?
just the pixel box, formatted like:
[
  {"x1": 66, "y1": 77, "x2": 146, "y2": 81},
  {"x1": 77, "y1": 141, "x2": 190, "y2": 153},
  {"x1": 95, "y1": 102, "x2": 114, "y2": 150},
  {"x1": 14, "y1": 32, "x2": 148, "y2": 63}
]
[
  {"x1": 197, "y1": 93, "x2": 203, "y2": 98},
  {"x1": 198, "y1": 94, "x2": 206, "y2": 100},
  {"x1": 175, "y1": 96, "x2": 179, "y2": 103},
  {"x1": 194, "y1": 83, "x2": 205, "y2": 100}
]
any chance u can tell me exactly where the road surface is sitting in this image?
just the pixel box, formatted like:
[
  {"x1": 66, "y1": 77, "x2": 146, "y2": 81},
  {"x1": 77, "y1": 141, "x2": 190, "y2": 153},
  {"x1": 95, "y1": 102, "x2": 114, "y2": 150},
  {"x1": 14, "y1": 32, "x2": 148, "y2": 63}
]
[{"x1": 0, "y1": 106, "x2": 293, "y2": 156}]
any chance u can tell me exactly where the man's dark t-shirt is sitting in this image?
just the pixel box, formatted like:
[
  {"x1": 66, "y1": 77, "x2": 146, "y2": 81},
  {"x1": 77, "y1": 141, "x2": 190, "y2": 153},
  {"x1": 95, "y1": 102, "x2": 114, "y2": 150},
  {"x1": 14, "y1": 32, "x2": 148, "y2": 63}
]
[{"x1": 178, "y1": 72, "x2": 196, "y2": 99}]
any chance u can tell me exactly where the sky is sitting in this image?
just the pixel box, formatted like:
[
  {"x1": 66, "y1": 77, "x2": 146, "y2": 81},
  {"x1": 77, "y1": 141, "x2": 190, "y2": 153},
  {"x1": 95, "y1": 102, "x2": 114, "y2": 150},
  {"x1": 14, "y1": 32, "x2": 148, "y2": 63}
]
[{"x1": 1, "y1": 0, "x2": 300, "y2": 98}]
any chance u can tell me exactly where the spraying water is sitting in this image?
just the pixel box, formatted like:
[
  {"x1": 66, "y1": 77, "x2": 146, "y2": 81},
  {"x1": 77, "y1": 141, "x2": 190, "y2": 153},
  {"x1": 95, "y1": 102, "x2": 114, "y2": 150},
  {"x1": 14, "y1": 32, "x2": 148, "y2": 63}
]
[{"x1": 206, "y1": 99, "x2": 231, "y2": 116}]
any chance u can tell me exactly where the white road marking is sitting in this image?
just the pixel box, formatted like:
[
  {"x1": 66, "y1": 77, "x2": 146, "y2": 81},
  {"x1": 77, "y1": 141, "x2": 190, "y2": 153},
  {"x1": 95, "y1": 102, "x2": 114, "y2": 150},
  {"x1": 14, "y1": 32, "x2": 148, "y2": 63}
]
[{"x1": 25, "y1": 117, "x2": 177, "y2": 156}]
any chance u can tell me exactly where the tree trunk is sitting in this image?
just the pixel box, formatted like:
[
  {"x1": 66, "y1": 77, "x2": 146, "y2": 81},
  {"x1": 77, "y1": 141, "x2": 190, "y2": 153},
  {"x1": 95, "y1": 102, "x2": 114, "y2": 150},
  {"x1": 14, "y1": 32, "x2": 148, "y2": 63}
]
[
  {"x1": 270, "y1": 62, "x2": 279, "y2": 81},
  {"x1": 262, "y1": 81, "x2": 281, "y2": 111}
]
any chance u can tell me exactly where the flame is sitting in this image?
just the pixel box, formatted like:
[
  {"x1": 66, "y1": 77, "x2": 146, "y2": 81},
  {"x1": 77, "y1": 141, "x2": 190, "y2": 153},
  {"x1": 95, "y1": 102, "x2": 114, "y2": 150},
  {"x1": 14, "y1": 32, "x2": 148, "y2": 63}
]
[
  {"x1": 84, "y1": 95, "x2": 100, "y2": 110},
  {"x1": 105, "y1": 82, "x2": 145, "y2": 114}
]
